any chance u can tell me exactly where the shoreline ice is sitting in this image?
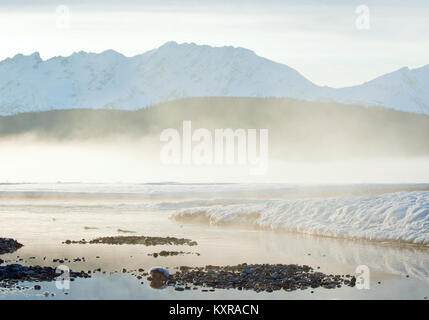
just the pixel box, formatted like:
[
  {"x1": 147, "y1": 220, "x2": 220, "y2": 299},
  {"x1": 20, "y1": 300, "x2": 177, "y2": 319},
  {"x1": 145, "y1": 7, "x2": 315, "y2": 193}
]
[{"x1": 172, "y1": 191, "x2": 429, "y2": 245}]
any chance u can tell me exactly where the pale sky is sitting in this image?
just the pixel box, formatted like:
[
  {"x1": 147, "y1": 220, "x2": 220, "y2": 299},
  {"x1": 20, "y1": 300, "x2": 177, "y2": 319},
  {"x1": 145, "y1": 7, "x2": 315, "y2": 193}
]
[{"x1": 1, "y1": 0, "x2": 428, "y2": 87}]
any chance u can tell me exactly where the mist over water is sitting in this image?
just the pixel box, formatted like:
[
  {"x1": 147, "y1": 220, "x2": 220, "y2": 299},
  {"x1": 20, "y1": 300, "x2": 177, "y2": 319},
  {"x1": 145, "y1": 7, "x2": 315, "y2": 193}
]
[
  {"x1": 1, "y1": 135, "x2": 429, "y2": 184},
  {"x1": 1, "y1": 97, "x2": 429, "y2": 183}
]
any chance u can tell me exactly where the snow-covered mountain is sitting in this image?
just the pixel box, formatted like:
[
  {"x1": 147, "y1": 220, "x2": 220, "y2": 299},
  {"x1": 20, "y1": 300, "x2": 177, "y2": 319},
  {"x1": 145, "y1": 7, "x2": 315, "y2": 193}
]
[
  {"x1": 331, "y1": 66, "x2": 429, "y2": 114},
  {"x1": 0, "y1": 41, "x2": 427, "y2": 115}
]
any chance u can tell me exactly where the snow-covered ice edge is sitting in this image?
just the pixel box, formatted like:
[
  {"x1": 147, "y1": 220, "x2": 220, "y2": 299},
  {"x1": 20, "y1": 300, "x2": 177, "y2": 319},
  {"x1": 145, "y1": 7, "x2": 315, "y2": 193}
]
[{"x1": 172, "y1": 191, "x2": 429, "y2": 245}]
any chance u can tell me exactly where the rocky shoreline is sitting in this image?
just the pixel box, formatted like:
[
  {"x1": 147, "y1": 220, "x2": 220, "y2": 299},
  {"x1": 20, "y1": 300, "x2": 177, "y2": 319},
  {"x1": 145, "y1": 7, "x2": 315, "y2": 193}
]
[{"x1": 0, "y1": 237, "x2": 394, "y2": 296}]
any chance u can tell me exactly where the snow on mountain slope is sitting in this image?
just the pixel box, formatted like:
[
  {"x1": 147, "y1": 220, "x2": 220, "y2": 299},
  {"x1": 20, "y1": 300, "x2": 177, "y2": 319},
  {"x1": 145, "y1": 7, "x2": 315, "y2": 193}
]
[
  {"x1": 0, "y1": 42, "x2": 319, "y2": 115},
  {"x1": 329, "y1": 65, "x2": 429, "y2": 114},
  {"x1": 0, "y1": 41, "x2": 427, "y2": 115}
]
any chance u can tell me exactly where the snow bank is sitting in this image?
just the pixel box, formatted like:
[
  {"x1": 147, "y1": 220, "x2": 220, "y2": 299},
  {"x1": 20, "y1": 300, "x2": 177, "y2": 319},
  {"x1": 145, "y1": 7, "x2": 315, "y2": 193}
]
[{"x1": 172, "y1": 191, "x2": 429, "y2": 245}]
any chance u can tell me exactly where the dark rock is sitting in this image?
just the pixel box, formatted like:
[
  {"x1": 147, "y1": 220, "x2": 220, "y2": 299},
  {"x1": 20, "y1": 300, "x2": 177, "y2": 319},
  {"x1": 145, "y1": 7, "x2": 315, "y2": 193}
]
[
  {"x1": 0, "y1": 238, "x2": 23, "y2": 255},
  {"x1": 1, "y1": 264, "x2": 91, "y2": 290}
]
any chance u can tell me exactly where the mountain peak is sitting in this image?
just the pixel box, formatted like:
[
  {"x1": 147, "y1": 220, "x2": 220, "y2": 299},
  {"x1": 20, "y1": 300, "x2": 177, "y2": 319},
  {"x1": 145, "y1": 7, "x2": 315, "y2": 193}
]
[
  {"x1": 70, "y1": 50, "x2": 90, "y2": 57},
  {"x1": 158, "y1": 41, "x2": 179, "y2": 48},
  {"x1": 100, "y1": 49, "x2": 123, "y2": 56},
  {"x1": 30, "y1": 52, "x2": 41, "y2": 60},
  {"x1": 11, "y1": 52, "x2": 41, "y2": 62},
  {"x1": 156, "y1": 41, "x2": 256, "y2": 55}
]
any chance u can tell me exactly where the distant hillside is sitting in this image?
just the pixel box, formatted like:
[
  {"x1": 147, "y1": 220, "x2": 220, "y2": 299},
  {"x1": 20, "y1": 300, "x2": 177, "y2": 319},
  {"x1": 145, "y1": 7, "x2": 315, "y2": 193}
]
[{"x1": 1, "y1": 97, "x2": 429, "y2": 161}]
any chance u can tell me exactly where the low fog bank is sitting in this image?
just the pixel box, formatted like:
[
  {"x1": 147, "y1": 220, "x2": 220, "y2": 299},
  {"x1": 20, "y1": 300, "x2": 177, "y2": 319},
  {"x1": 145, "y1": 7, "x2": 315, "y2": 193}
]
[{"x1": 1, "y1": 97, "x2": 429, "y2": 183}]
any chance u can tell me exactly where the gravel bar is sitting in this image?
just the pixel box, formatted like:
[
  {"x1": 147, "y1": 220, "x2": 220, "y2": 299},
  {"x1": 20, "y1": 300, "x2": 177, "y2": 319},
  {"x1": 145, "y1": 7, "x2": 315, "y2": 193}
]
[
  {"x1": 63, "y1": 236, "x2": 198, "y2": 246},
  {"x1": 161, "y1": 263, "x2": 357, "y2": 292}
]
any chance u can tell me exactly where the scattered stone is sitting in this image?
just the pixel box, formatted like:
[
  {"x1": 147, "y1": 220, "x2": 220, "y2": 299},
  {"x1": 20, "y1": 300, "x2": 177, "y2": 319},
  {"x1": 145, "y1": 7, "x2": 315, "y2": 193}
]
[
  {"x1": 148, "y1": 267, "x2": 170, "y2": 289},
  {"x1": 150, "y1": 267, "x2": 170, "y2": 278}
]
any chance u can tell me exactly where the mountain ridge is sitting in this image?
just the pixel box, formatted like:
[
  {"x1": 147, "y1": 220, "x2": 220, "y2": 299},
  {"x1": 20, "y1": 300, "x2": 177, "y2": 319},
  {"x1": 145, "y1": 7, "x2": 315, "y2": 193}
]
[{"x1": 0, "y1": 41, "x2": 427, "y2": 115}]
